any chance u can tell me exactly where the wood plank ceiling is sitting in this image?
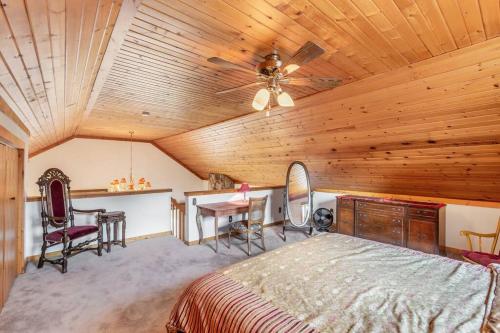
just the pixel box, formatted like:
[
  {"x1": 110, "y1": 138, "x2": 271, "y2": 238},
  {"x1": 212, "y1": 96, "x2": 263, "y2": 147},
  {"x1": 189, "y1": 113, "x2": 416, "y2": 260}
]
[
  {"x1": 77, "y1": 0, "x2": 500, "y2": 141},
  {"x1": 156, "y1": 38, "x2": 500, "y2": 202},
  {"x1": 0, "y1": 0, "x2": 499, "y2": 201},
  {"x1": 0, "y1": 0, "x2": 123, "y2": 153}
]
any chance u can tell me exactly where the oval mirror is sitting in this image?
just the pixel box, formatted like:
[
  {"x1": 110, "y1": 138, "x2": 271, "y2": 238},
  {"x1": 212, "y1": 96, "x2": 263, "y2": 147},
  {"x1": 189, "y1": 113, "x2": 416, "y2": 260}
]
[{"x1": 285, "y1": 161, "x2": 312, "y2": 227}]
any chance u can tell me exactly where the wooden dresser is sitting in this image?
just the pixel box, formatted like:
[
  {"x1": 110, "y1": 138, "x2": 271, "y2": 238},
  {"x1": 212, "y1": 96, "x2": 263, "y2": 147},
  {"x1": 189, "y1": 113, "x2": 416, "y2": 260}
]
[{"x1": 336, "y1": 196, "x2": 445, "y2": 254}]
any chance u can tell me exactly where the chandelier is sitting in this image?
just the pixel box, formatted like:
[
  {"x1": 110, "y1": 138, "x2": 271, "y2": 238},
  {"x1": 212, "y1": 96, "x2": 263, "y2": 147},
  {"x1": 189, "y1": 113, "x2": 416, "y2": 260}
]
[{"x1": 107, "y1": 131, "x2": 151, "y2": 192}]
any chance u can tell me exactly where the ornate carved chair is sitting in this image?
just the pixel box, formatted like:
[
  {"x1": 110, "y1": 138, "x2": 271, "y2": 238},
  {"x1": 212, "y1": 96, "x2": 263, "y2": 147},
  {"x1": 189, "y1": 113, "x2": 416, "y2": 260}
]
[
  {"x1": 37, "y1": 168, "x2": 105, "y2": 273},
  {"x1": 228, "y1": 196, "x2": 268, "y2": 256},
  {"x1": 460, "y1": 217, "x2": 500, "y2": 266}
]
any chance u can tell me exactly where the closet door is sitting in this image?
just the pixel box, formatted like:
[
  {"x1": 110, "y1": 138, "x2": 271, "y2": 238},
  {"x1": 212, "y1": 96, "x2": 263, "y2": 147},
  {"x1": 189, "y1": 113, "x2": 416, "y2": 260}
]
[
  {"x1": 0, "y1": 144, "x2": 6, "y2": 307},
  {"x1": 3, "y1": 145, "x2": 18, "y2": 306}
]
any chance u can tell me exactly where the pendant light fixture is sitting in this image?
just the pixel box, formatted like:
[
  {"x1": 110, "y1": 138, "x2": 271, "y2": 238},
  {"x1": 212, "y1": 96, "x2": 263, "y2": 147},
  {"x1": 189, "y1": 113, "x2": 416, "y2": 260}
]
[
  {"x1": 277, "y1": 91, "x2": 294, "y2": 107},
  {"x1": 128, "y1": 130, "x2": 135, "y2": 191},
  {"x1": 252, "y1": 85, "x2": 295, "y2": 111},
  {"x1": 252, "y1": 88, "x2": 270, "y2": 111}
]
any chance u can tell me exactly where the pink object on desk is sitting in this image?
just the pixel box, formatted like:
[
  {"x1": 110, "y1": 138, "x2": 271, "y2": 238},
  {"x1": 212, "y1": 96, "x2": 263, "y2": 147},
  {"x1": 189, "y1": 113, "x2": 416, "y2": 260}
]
[{"x1": 238, "y1": 183, "x2": 250, "y2": 200}]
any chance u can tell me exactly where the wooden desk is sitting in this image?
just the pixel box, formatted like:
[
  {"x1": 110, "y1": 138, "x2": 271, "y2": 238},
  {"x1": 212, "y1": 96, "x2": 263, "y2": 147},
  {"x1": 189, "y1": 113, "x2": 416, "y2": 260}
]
[{"x1": 196, "y1": 200, "x2": 249, "y2": 253}]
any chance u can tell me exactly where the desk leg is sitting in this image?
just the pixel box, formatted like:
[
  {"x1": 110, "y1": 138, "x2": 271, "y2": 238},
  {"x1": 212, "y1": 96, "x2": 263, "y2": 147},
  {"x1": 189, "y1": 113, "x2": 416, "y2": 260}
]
[
  {"x1": 196, "y1": 207, "x2": 203, "y2": 245},
  {"x1": 215, "y1": 217, "x2": 219, "y2": 253},
  {"x1": 106, "y1": 222, "x2": 111, "y2": 253},
  {"x1": 121, "y1": 216, "x2": 127, "y2": 248}
]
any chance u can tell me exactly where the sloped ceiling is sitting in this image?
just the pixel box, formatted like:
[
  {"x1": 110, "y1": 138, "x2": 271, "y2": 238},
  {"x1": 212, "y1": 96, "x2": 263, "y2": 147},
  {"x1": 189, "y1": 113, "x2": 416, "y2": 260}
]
[
  {"x1": 0, "y1": 0, "x2": 499, "y2": 201},
  {"x1": 3, "y1": 0, "x2": 499, "y2": 149},
  {"x1": 77, "y1": 0, "x2": 500, "y2": 141},
  {"x1": 0, "y1": 0, "x2": 125, "y2": 153},
  {"x1": 155, "y1": 38, "x2": 500, "y2": 202}
]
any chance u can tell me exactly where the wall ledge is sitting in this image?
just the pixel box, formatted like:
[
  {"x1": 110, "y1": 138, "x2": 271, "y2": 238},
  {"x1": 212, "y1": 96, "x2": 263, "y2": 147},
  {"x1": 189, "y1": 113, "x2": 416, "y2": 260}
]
[
  {"x1": 27, "y1": 188, "x2": 172, "y2": 202},
  {"x1": 184, "y1": 185, "x2": 285, "y2": 197}
]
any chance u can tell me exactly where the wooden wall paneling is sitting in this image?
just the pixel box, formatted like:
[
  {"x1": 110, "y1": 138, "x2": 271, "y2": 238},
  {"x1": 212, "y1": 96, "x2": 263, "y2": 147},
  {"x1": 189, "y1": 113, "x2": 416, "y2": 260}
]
[
  {"x1": 3, "y1": 145, "x2": 17, "y2": 305},
  {"x1": 0, "y1": 97, "x2": 29, "y2": 136},
  {"x1": 0, "y1": 144, "x2": 5, "y2": 308},
  {"x1": 154, "y1": 38, "x2": 500, "y2": 202},
  {"x1": 16, "y1": 149, "x2": 23, "y2": 274}
]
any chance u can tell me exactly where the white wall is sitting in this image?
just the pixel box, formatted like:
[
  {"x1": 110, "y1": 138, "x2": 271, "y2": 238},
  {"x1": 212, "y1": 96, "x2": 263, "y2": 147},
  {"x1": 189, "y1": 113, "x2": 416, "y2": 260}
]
[
  {"x1": 185, "y1": 189, "x2": 284, "y2": 243},
  {"x1": 25, "y1": 191, "x2": 171, "y2": 257},
  {"x1": 27, "y1": 138, "x2": 206, "y2": 201},
  {"x1": 313, "y1": 190, "x2": 500, "y2": 251}
]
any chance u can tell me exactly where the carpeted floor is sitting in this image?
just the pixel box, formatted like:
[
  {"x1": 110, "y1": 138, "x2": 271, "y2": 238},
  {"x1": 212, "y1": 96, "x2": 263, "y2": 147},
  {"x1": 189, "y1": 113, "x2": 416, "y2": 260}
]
[{"x1": 0, "y1": 227, "x2": 310, "y2": 333}]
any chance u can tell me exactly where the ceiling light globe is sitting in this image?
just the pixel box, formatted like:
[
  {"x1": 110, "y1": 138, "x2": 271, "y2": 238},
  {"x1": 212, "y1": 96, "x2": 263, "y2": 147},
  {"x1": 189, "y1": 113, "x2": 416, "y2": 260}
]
[
  {"x1": 277, "y1": 91, "x2": 294, "y2": 107},
  {"x1": 284, "y1": 64, "x2": 300, "y2": 74},
  {"x1": 252, "y1": 88, "x2": 270, "y2": 111}
]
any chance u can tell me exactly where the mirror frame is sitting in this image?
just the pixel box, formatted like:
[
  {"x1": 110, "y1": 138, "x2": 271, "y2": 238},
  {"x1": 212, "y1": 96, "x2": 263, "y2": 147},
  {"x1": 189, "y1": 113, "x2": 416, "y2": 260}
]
[{"x1": 284, "y1": 161, "x2": 313, "y2": 228}]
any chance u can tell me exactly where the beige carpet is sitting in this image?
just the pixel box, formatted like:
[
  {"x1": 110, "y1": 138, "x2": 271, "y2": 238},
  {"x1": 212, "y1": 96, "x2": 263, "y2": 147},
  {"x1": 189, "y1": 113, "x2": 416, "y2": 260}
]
[{"x1": 0, "y1": 227, "x2": 310, "y2": 333}]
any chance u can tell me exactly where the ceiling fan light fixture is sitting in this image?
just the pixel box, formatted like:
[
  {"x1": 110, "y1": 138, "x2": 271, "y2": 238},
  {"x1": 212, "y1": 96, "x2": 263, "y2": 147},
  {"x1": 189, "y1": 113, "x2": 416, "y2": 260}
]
[
  {"x1": 284, "y1": 64, "x2": 300, "y2": 74},
  {"x1": 252, "y1": 88, "x2": 270, "y2": 110},
  {"x1": 277, "y1": 91, "x2": 294, "y2": 107}
]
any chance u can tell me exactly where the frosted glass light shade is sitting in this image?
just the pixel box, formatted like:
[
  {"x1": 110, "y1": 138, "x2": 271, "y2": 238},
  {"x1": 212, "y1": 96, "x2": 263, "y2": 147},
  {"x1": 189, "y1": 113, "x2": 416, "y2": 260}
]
[
  {"x1": 252, "y1": 88, "x2": 270, "y2": 110},
  {"x1": 277, "y1": 91, "x2": 294, "y2": 107},
  {"x1": 284, "y1": 64, "x2": 300, "y2": 74}
]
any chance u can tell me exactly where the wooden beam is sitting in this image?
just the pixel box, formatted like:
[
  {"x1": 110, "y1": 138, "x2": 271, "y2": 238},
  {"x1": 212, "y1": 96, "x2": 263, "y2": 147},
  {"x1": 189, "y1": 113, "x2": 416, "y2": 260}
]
[{"x1": 78, "y1": 0, "x2": 143, "y2": 132}]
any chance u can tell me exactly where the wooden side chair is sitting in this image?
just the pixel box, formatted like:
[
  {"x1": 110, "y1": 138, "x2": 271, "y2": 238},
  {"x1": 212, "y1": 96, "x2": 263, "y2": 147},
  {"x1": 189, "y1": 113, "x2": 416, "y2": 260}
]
[
  {"x1": 37, "y1": 168, "x2": 105, "y2": 273},
  {"x1": 228, "y1": 196, "x2": 268, "y2": 256},
  {"x1": 460, "y1": 217, "x2": 500, "y2": 266}
]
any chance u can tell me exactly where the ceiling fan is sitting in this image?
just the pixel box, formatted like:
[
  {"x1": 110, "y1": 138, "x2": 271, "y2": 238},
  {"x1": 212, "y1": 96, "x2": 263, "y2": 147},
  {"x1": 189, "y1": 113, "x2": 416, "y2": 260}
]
[{"x1": 208, "y1": 41, "x2": 342, "y2": 112}]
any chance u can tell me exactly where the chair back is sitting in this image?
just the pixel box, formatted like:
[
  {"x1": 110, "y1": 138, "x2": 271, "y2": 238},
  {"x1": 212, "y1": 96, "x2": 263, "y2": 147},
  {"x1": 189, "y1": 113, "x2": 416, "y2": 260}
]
[
  {"x1": 248, "y1": 196, "x2": 267, "y2": 228},
  {"x1": 37, "y1": 168, "x2": 73, "y2": 228},
  {"x1": 493, "y1": 218, "x2": 500, "y2": 254}
]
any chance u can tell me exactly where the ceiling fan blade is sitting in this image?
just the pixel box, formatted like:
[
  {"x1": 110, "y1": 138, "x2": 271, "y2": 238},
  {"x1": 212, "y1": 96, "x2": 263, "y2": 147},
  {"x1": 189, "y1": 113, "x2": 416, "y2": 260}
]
[
  {"x1": 283, "y1": 41, "x2": 325, "y2": 75},
  {"x1": 215, "y1": 82, "x2": 265, "y2": 95},
  {"x1": 281, "y1": 77, "x2": 342, "y2": 88},
  {"x1": 207, "y1": 57, "x2": 256, "y2": 75}
]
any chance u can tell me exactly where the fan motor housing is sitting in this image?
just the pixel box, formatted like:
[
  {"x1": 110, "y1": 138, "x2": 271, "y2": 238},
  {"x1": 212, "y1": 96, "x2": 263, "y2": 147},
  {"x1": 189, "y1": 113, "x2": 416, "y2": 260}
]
[{"x1": 256, "y1": 53, "x2": 282, "y2": 76}]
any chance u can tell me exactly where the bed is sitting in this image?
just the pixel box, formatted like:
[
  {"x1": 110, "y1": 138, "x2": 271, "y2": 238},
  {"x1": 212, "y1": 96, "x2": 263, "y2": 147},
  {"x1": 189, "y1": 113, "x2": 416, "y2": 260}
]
[{"x1": 167, "y1": 233, "x2": 500, "y2": 333}]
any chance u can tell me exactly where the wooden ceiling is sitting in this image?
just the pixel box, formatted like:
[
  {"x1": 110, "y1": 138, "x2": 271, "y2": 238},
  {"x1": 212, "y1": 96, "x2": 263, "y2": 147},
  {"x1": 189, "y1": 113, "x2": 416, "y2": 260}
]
[
  {"x1": 156, "y1": 38, "x2": 500, "y2": 202},
  {"x1": 0, "y1": 0, "x2": 499, "y2": 201},
  {"x1": 0, "y1": 0, "x2": 123, "y2": 153},
  {"x1": 76, "y1": 0, "x2": 499, "y2": 141}
]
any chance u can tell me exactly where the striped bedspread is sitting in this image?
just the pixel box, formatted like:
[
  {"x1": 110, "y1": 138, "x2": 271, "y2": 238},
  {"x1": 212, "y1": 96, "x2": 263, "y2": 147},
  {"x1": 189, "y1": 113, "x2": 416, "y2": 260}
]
[{"x1": 167, "y1": 272, "x2": 315, "y2": 333}]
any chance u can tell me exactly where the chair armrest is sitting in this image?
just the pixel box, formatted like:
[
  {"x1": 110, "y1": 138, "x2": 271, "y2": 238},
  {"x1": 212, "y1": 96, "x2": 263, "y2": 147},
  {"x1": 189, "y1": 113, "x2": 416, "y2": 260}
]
[
  {"x1": 460, "y1": 230, "x2": 496, "y2": 238},
  {"x1": 72, "y1": 208, "x2": 106, "y2": 214},
  {"x1": 45, "y1": 215, "x2": 69, "y2": 223}
]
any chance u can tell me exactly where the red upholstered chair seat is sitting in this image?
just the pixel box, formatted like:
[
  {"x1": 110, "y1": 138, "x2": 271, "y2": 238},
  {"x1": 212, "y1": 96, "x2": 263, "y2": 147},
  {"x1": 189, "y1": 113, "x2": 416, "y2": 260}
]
[
  {"x1": 462, "y1": 250, "x2": 500, "y2": 266},
  {"x1": 46, "y1": 225, "x2": 98, "y2": 243}
]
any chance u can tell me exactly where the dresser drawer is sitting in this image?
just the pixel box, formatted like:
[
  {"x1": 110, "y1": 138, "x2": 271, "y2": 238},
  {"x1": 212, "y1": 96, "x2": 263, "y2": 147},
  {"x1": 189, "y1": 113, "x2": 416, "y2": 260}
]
[
  {"x1": 407, "y1": 218, "x2": 438, "y2": 254},
  {"x1": 356, "y1": 201, "x2": 405, "y2": 217},
  {"x1": 339, "y1": 198, "x2": 354, "y2": 208},
  {"x1": 355, "y1": 211, "x2": 403, "y2": 246},
  {"x1": 338, "y1": 208, "x2": 354, "y2": 235},
  {"x1": 408, "y1": 207, "x2": 438, "y2": 220}
]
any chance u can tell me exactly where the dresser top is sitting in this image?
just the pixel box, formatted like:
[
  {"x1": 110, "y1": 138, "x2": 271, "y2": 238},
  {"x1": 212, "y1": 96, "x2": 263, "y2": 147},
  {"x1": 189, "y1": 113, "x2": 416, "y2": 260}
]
[{"x1": 338, "y1": 195, "x2": 446, "y2": 209}]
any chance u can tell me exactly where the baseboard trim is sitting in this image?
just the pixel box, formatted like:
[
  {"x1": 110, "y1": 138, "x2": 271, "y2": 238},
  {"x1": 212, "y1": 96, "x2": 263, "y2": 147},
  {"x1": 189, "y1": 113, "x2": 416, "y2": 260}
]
[
  {"x1": 184, "y1": 220, "x2": 284, "y2": 246},
  {"x1": 444, "y1": 246, "x2": 464, "y2": 255},
  {"x1": 25, "y1": 231, "x2": 173, "y2": 266}
]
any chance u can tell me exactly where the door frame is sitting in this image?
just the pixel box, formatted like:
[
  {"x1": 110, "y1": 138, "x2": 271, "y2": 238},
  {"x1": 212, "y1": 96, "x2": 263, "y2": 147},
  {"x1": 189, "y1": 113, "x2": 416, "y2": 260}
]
[{"x1": 0, "y1": 117, "x2": 27, "y2": 274}]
